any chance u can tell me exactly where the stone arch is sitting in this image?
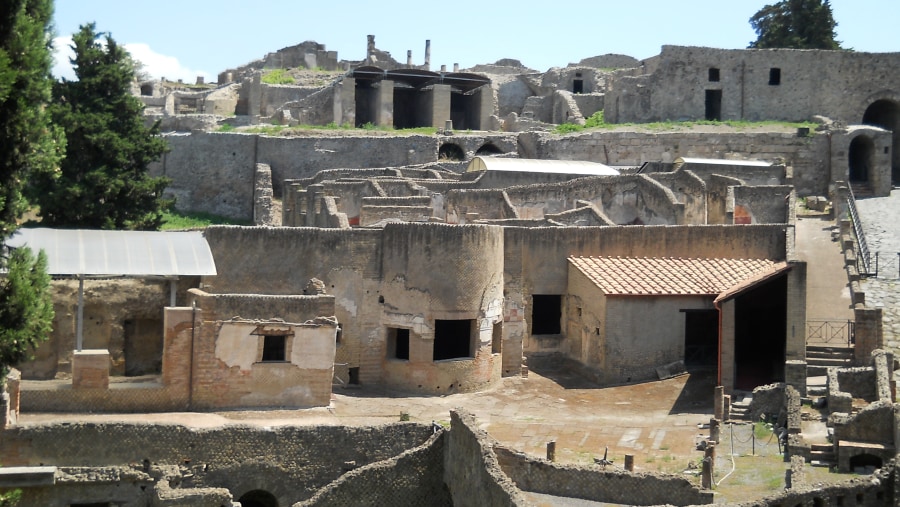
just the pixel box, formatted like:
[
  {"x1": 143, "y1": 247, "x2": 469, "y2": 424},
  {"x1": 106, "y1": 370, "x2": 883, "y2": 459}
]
[
  {"x1": 849, "y1": 453, "x2": 882, "y2": 471},
  {"x1": 238, "y1": 489, "x2": 278, "y2": 507},
  {"x1": 862, "y1": 98, "x2": 900, "y2": 182},
  {"x1": 848, "y1": 134, "x2": 874, "y2": 182},
  {"x1": 475, "y1": 143, "x2": 504, "y2": 156},
  {"x1": 438, "y1": 143, "x2": 465, "y2": 161}
]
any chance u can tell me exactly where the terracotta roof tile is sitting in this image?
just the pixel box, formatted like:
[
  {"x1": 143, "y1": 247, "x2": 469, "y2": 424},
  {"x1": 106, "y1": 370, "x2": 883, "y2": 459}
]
[{"x1": 568, "y1": 256, "x2": 783, "y2": 296}]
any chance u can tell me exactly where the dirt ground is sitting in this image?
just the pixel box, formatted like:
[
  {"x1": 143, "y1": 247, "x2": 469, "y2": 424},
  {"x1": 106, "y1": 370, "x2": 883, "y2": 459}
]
[{"x1": 20, "y1": 362, "x2": 861, "y2": 504}]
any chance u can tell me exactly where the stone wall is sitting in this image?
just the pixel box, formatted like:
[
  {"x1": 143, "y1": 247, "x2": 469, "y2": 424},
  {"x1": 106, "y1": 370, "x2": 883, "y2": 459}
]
[
  {"x1": 605, "y1": 45, "x2": 900, "y2": 125},
  {"x1": 443, "y1": 410, "x2": 528, "y2": 506},
  {"x1": 493, "y1": 446, "x2": 713, "y2": 506},
  {"x1": 521, "y1": 130, "x2": 828, "y2": 196},
  {"x1": 732, "y1": 185, "x2": 793, "y2": 224},
  {"x1": 297, "y1": 431, "x2": 451, "y2": 506},
  {"x1": 0, "y1": 421, "x2": 434, "y2": 506}
]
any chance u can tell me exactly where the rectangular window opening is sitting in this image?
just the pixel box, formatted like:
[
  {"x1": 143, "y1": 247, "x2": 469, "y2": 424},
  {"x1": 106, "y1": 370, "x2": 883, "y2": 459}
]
[
  {"x1": 708, "y1": 68, "x2": 720, "y2": 82},
  {"x1": 387, "y1": 327, "x2": 410, "y2": 360},
  {"x1": 532, "y1": 294, "x2": 562, "y2": 335},
  {"x1": 261, "y1": 335, "x2": 287, "y2": 362},
  {"x1": 433, "y1": 319, "x2": 473, "y2": 361},
  {"x1": 769, "y1": 68, "x2": 781, "y2": 85}
]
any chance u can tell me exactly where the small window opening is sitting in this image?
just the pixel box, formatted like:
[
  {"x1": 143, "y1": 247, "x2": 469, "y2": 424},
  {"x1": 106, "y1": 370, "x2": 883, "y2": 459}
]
[
  {"x1": 885, "y1": 146, "x2": 890, "y2": 154},
  {"x1": 348, "y1": 367, "x2": 360, "y2": 385},
  {"x1": 387, "y1": 328, "x2": 410, "y2": 360},
  {"x1": 708, "y1": 68, "x2": 720, "y2": 82},
  {"x1": 769, "y1": 68, "x2": 781, "y2": 85},
  {"x1": 491, "y1": 321, "x2": 502, "y2": 354},
  {"x1": 261, "y1": 335, "x2": 287, "y2": 362},
  {"x1": 140, "y1": 84, "x2": 153, "y2": 96},
  {"x1": 433, "y1": 319, "x2": 473, "y2": 361},
  {"x1": 532, "y1": 294, "x2": 562, "y2": 335}
]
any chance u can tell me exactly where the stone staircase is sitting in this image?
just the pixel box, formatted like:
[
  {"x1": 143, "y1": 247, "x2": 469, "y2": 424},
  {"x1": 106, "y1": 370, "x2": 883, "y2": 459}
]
[
  {"x1": 849, "y1": 181, "x2": 874, "y2": 199},
  {"x1": 806, "y1": 345, "x2": 854, "y2": 377},
  {"x1": 729, "y1": 392, "x2": 752, "y2": 421},
  {"x1": 809, "y1": 443, "x2": 836, "y2": 468}
]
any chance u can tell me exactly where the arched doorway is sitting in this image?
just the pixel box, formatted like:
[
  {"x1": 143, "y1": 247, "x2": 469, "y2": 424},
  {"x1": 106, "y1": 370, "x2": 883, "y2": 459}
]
[
  {"x1": 238, "y1": 489, "x2": 278, "y2": 507},
  {"x1": 848, "y1": 135, "x2": 874, "y2": 182},
  {"x1": 862, "y1": 99, "x2": 900, "y2": 183},
  {"x1": 849, "y1": 453, "x2": 882, "y2": 471},
  {"x1": 475, "y1": 143, "x2": 503, "y2": 156},
  {"x1": 438, "y1": 143, "x2": 465, "y2": 161}
]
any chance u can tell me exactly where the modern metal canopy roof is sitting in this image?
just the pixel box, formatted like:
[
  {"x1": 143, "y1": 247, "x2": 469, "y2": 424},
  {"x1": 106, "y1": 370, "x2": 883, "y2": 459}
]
[
  {"x1": 5, "y1": 228, "x2": 217, "y2": 277},
  {"x1": 466, "y1": 156, "x2": 620, "y2": 176},
  {"x1": 349, "y1": 66, "x2": 491, "y2": 92}
]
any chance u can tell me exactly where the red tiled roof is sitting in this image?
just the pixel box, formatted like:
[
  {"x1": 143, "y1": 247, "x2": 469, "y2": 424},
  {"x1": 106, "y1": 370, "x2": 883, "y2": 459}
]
[{"x1": 568, "y1": 256, "x2": 786, "y2": 296}]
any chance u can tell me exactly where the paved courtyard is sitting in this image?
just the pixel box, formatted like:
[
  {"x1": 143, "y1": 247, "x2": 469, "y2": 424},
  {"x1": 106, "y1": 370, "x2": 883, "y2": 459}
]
[{"x1": 855, "y1": 190, "x2": 900, "y2": 353}]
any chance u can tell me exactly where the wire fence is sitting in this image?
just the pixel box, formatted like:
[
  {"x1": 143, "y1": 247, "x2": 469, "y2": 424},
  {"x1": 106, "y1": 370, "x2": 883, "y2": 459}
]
[{"x1": 865, "y1": 251, "x2": 900, "y2": 279}]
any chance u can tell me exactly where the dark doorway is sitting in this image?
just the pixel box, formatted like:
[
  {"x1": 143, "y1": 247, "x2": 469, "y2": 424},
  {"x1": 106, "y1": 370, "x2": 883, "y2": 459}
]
[
  {"x1": 683, "y1": 310, "x2": 718, "y2": 368},
  {"x1": 387, "y1": 327, "x2": 410, "y2": 360},
  {"x1": 354, "y1": 80, "x2": 377, "y2": 127},
  {"x1": 451, "y1": 91, "x2": 477, "y2": 130},
  {"x1": 733, "y1": 275, "x2": 787, "y2": 391},
  {"x1": 532, "y1": 294, "x2": 562, "y2": 335},
  {"x1": 705, "y1": 90, "x2": 722, "y2": 121},
  {"x1": 492, "y1": 321, "x2": 502, "y2": 354},
  {"x1": 393, "y1": 87, "x2": 419, "y2": 129},
  {"x1": 849, "y1": 135, "x2": 874, "y2": 182},
  {"x1": 573, "y1": 79, "x2": 584, "y2": 94},
  {"x1": 239, "y1": 490, "x2": 278, "y2": 507},
  {"x1": 863, "y1": 99, "x2": 900, "y2": 183},
  {"x1": 433, "y1": 319, "x2": 473, "y2": 360},
  {"x1": 849, "y1": 453, "x2": 883, "y2": 470},
  {"x1": 124, "y1": 318, "x2": 163, "y2": 376}
]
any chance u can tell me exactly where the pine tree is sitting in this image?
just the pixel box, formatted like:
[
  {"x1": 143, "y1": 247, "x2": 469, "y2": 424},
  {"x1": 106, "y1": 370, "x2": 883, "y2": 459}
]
[
  {"x1": 0, "y1": 247, "x2": 53, "y2": 379},
  {"x1": 0, "y1": 0, "x2": 56, "y2": 432},
  {"x1": 34, "y1": 23, "x2": 170, "y2": 230},
  {"x1": 749, "y1": 0, "x2": 842, "y2": 50},
  {"x1": 0, "y1": 0, "x2": 63, "y2": 239}
]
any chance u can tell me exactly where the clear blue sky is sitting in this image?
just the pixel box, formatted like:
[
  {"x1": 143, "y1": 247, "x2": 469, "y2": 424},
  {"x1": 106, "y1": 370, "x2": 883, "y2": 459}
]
[{"x1": 52, "y1": 1, "x2": 900, "y2": 82}]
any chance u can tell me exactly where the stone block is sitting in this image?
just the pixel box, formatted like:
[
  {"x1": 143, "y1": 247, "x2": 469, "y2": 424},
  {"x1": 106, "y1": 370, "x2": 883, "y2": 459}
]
[{"x1": 72, "y1": 349, "x2": 110, "y2": 389}]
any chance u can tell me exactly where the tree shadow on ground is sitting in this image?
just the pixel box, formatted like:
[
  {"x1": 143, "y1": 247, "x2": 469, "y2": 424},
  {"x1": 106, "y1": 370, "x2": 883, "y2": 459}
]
[{"x1": 668, "y1": 368, "x2": 716, "y2": 415}]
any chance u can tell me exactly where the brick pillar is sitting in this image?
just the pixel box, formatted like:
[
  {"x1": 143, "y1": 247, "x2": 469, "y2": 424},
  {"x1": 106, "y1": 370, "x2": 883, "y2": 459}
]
[
  {"x1": 785, "y1": 261, "x2": 807, "y2": 363},
  {"x1": 854, "y1": 307, "x2": 883, "y2": 365},
  {"x1": 784, "y1": 360, "x2": 808, "y2": 398},
  {"x1": 375, "y1": 79, "x2": 394, "y2": 127},
  {"x1": 430, "y1": 84, "x2": 451, "y2": 129},
  {"x1": 72, "y1": 350, "x2": 110, "y2": 389},
  {"x1": 719, "y1": 300, "x2": 736, "y2": 394},
  {"x1": 333, "y1": 77, "x2": 355, "y2": 127}
]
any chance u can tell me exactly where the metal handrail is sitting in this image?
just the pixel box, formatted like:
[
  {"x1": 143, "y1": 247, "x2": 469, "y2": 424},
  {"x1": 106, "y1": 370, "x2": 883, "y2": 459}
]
[{"x1": 846, "y1": 185, "x2": 873, "y2": 276}]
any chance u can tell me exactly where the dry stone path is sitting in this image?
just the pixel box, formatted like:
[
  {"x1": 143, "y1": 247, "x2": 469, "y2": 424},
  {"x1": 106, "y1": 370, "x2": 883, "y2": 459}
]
[{"x1": 855, "y1": 190, "x2": 900, "y2": 354}]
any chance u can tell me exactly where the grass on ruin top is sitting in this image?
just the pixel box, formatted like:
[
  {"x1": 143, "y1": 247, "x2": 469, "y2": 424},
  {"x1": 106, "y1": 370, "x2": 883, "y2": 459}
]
[
  {"x1": 555, "y1": 111, "x2": 816, "y2": 134},
  {"x1": 222, "y1": 122, "x2": 437, "y2": 136},
  {"x1": 161, "y1": 210, "x2": 250, "y2": 230}
]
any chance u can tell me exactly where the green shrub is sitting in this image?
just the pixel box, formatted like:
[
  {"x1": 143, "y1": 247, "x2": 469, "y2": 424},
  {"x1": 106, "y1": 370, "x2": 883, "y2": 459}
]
[{"x1": 261, "y1": 68, "x2": 295, "y2": 85}]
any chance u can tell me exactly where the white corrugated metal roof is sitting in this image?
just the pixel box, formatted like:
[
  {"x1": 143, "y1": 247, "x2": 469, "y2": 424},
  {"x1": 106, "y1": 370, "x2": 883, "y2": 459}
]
[
  {"x1": 674, "y1": 157, "x2": 772, "y2": 167},
  {"x1": 5, "y1": 229, "x2": 217, "y2": 276},
  {"x1": 466, "y1": 156, "x2": 620, "y2": 175}
]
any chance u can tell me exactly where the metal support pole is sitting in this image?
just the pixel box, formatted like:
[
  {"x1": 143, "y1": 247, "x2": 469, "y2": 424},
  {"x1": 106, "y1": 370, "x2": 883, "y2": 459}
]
[
  {"x1": 169, "y1": 279, "x2": 177, "y2": 307},
  {"x1": 76, "y1": 275, "x2": 84, "y2": 351}
]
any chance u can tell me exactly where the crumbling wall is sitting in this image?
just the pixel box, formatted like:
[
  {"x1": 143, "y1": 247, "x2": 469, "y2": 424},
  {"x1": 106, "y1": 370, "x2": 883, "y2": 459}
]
[
  {"x1": 523, "y1": 130, "x2": 826, "y2": 196},
  {"x1": 297, "y1": 431, "x2": 451, "y2": 506},
  {"x1": 493, "y1": 445, "x2": 713, "y2": 506},
  {"x1": 0, "y1": 422, "x2": 434, "y2": 506},
  {"x1": 443, "y1": 409, "x2": 528, "y2": 506},
  {"x1": 605, "y1": 45, "x2": 900, "y2": 126},
  {"x1": 731, "y1": 185, "x2": 793, "y2": 224},
  {"x1": 647, "y1": 169, "x2": 707, "y2": 224}
]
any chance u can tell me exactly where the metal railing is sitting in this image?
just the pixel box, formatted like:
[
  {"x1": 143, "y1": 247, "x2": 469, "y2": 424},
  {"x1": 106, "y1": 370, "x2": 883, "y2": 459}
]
[
  {"x1": 846, "y1": 185, "x2": 873, "y2": 276},
  {"x1": 807, "y1": 319, "x2": 855, "y2": 347}
]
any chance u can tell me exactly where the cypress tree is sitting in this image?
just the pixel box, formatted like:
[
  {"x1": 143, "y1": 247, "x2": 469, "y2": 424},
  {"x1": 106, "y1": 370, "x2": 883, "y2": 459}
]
[{"x1": 35, "y1": 23, "x2": 170, "y2": 230}]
